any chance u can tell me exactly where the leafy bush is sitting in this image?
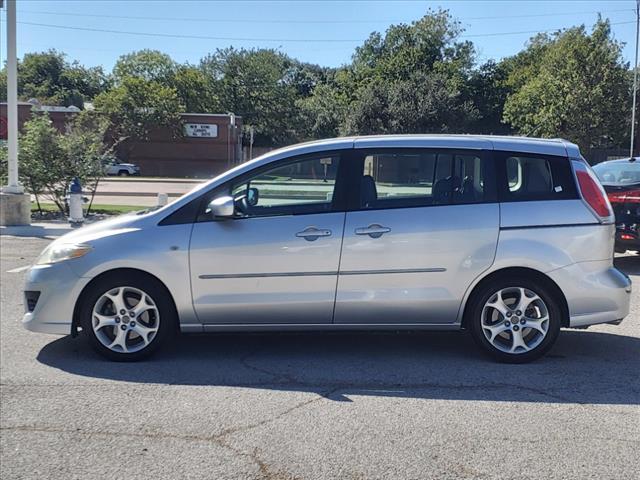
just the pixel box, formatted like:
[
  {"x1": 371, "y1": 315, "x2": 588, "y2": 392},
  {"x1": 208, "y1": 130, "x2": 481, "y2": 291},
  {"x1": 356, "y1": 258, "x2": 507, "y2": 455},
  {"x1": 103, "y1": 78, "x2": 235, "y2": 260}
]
[
  {"x1": 19, "y1": 111, "x2": 109, "y2": 213},
  {"x1": 0, "y1": 143, "x2": 7, "y2": 186}
]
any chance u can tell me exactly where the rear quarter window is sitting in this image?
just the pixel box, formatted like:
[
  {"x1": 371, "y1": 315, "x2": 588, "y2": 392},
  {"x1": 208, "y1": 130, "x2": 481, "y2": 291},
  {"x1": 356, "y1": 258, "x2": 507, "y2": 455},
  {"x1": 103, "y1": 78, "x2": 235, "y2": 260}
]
[{"x1": 496, "y1": 151, "x2": 578, "y2": 202}]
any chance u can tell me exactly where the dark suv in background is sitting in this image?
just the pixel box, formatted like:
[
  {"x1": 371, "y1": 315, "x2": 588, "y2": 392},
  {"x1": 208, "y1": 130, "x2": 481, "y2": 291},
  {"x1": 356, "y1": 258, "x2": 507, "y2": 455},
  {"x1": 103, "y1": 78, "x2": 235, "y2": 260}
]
[{"x1": 593, "y1": 157, "x2": 640, "y2": 253}]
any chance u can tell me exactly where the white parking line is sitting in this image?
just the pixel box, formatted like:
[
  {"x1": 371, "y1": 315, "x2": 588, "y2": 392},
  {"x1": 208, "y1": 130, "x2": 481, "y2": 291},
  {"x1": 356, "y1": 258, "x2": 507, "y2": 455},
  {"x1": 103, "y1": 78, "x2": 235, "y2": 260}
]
[{"x1": 6, "y1": 265, "x2": 31, "y2": 273}]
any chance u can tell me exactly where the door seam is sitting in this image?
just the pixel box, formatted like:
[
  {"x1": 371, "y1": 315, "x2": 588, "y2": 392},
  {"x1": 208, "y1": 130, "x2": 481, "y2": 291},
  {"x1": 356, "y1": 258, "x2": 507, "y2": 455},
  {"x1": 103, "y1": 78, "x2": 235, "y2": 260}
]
[
  {"x1": 186, "y1": 220, "x2": 202, "y2": 325},
  {"x1": 331, "y1": 211, "x2": 348, "y2": 324}
]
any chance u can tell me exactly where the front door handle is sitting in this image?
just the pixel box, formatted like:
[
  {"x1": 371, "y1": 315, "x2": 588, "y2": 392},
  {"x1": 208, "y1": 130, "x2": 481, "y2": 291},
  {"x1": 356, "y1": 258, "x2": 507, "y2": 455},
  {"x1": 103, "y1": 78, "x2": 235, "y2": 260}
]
[
  {"x1": 296, "y1": 227, "x2": 332, "y2": 241},
  {"x1": 355, "y1": 224, "x2": 391, "y2": 238}
]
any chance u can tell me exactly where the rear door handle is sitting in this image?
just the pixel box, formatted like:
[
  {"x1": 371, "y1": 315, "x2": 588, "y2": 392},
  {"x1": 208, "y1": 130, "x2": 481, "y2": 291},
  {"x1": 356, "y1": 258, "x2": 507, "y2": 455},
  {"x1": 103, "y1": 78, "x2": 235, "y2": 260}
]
[
  {"x1": 296, "y1": 227, "x2": 332, "y2": 241},
  {"x1": 355, "y1": 224, "x2": 391, "y2": 238}
]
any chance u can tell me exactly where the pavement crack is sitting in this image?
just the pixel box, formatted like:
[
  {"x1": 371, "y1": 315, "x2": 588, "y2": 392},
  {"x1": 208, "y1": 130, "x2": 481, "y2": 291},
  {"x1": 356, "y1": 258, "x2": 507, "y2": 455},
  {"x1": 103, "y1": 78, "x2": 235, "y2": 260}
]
[
  {"x1": 216, "y1": 387, "x2": 339, "y2": 440},
  {"x1": 1, "y1": 388, "x2": 337, "y2": 480},
  {"x1": 239, "y1": 347, "x2": 300, "y2": 385}
]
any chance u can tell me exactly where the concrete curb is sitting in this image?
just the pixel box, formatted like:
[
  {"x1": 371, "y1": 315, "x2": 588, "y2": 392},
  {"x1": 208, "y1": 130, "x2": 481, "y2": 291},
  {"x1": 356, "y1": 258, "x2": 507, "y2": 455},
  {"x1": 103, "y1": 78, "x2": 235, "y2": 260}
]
[
  {"x1": 87, "y1": 191, "x2": 184, "y2": 197},
  {"x1": 1, "y1": 222, "x2": 77, "y2": 238},
  {"x1": 105, "y1": 177, "x2": 204, "y2": 184}
]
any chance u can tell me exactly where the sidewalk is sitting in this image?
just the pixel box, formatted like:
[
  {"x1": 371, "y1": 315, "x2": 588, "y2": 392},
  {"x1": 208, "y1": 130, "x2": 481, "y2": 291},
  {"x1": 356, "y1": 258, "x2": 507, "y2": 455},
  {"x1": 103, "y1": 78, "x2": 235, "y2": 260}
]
[{"x1": 1, "y1": 221, "x2": 79, "y2": 238}]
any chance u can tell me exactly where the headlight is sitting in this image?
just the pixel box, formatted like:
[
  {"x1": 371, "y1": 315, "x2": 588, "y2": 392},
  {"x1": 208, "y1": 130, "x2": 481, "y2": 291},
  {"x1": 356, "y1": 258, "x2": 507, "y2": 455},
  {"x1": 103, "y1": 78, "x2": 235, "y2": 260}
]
[{"x1": 36, "y1": 243, "x2": 92, "y2": 265}]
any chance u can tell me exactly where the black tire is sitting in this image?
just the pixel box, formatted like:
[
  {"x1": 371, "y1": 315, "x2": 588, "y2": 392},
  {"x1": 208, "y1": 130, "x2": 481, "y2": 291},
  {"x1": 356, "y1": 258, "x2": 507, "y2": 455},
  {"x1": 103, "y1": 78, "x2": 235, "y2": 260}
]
[
  {"x1": 467, "y1": 275, "x2": 562, "y2": 363},
  {"x1": 118, "y1": 170, "x2": 129, "y2": 176},
  {"x1": 79, "y1": 271, "x2": 177, "y2": 361}
]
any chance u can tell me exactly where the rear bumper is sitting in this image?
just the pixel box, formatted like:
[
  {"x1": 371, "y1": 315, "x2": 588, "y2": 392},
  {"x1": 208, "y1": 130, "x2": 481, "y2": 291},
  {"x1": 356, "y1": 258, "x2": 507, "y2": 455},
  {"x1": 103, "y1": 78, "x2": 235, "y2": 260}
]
[{"x1": 547, "y1": 260, "x2": 632, "y2": 328}]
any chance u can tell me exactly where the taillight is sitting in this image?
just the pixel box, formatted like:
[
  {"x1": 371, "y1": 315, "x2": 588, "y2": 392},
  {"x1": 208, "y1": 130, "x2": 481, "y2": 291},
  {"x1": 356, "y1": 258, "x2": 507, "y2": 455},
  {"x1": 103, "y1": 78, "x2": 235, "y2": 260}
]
[
  {"x1": 572, "y1": 160, "x2": 614, "y2": 222},
  {"x1": 608, "y1": 189, "x2": 640, "y2": 204},
  {"x1": 627, "y1": 190, "x2": 640, "y2": 203}
]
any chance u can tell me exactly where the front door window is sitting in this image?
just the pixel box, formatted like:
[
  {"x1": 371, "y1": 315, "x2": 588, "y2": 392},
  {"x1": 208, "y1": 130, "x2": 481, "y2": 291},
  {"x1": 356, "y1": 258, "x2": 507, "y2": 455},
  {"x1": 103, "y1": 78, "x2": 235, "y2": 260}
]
[{"x1": 230, "y1": 155, "x2": 341, "y2": 218}]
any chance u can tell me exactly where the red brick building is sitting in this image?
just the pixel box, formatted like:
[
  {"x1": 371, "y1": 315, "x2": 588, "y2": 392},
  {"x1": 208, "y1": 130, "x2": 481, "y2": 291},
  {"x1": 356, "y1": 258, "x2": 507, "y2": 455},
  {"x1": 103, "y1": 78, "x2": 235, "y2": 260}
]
[
  {"x1": 0, "y1": 101, "x2": 78, "y2": 137},
  {"x1": 118, "y1": 113, "x2": 242, "y2": 177},
  {"x1": 1, "y1": 103, "x2": 243, "y2": 178}
]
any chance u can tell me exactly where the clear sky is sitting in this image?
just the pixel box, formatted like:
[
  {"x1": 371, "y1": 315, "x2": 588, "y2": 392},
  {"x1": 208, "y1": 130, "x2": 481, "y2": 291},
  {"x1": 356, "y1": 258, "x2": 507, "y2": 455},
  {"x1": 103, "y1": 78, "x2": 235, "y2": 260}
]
[{"x1": 0, "y1": 0, "x2": 637, "y2": 71}]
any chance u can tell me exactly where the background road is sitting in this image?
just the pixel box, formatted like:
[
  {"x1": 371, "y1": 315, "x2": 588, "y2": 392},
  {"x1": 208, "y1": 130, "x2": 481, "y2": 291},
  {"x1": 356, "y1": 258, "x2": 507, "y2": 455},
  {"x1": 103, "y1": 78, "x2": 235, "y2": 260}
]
[
  {"x1": 1, "y1": 235, "x2": 638, "y2": 480},
  {"x1": 48, "y1": 177, "x2": 443, "y2": 207},
  {"x1": 85, "y1": 178, "x2": 202, "y2": 207}
]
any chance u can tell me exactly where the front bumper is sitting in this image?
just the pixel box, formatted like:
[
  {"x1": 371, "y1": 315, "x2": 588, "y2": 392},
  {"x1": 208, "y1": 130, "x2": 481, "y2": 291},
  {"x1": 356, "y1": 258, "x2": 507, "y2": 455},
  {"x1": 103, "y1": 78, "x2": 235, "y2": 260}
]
[
  {"x1": 22, "y1": 262, "x2": 91, "y2": 335},
  {"x1": 547, "y1": 260, "x2": 632, "y2": 328}
]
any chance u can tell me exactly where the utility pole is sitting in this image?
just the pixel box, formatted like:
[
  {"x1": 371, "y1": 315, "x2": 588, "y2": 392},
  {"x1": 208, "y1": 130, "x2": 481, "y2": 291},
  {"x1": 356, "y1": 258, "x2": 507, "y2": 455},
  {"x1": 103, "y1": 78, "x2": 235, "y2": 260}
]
[
  {"x1": 226, "y1": 112, "x2": 236, "y2": 168},
  {"x1": 631, "y1": 0, "x2": 640, "y2": 158},
  {"x1": 249, "y1": 126, "x2": 254, "y2": 160},
  {"x1": 4, "y1": 0, "x2": 20, "y2": 193},
  {"x1": 0, "y1": 0, "x2": 30, "y2": 226}
]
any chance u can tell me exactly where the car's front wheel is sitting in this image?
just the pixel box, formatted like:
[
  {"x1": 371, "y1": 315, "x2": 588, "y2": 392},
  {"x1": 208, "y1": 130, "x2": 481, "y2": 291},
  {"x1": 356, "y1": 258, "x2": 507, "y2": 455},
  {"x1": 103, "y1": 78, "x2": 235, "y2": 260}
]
[
  {"x1": 79, "y1": 272, "x2": 176, "y2": 361},
  {"x1": 467, "y1": 276, "x2": 562, "y2": 363}
]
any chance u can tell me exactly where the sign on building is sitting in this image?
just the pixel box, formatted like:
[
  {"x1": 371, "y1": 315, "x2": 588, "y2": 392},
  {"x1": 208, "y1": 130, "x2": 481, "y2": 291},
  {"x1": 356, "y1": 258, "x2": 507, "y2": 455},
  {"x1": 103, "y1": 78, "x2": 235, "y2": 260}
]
[{"x1": 184, "y1": 123, "x2": 218, "y2": 138}]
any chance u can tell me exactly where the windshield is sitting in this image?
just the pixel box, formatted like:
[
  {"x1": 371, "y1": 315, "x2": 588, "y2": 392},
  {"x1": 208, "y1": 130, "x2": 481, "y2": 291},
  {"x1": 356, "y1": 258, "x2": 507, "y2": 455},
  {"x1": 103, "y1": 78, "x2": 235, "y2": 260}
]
[{"x1": 593, "y1": 161, "x2": 640, "y2": 186}]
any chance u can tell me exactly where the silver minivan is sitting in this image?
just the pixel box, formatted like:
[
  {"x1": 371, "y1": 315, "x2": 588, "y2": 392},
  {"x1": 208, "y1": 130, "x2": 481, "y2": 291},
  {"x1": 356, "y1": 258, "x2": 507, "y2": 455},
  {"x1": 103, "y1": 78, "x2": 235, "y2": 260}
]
[{"x1": 23, "y1": 135, "x2": 632, "y2": 362}]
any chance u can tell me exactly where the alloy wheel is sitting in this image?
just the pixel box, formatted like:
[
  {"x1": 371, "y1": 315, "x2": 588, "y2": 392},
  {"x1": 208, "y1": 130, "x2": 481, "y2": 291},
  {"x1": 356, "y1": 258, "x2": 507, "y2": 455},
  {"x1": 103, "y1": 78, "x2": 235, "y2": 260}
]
[
  {"x1": 481, "y1": 287, "x2": 550, "y2": 354},
  {"x1": 91, "y1": 286, "x2": 160, "y2": 354}
]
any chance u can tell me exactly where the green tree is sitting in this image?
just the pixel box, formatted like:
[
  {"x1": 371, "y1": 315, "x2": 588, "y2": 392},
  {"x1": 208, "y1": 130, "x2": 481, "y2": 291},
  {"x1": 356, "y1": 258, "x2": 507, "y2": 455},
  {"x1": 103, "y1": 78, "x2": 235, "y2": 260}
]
[
  {"x1": 93, "y1": 77, "x2": 183, "y2": 153},
  {"x1": 18, "y1": 113, "x2": 65, "y2": 211},
  {"x1": 350, "y1": 10, "x2": 474, "y2": 82},
  {"x1": 172, "y1": 65, "x2": 218, "y2": 113},
  {"x1": 467, "y1": 60, "x2": 512, "y2": 135},
  {"x1": 502, "y1": 19, "x2": 632, "y2": 151},
  {"x1": 112, "y1": 49, "x2": 177, "y2": 85},
  {"x1": 286, "y1": 61, "x2": 334, "y2": 98},
  {"x1": 200, "y1": 48, "x2": 302, "y2": 146},
  {"x1": 297, "y1": 81, "x2": 349, "y2": 139},
  {"x1": 0, "y1": 50, "x2": 109, "y2": 107},
  {"x1": 18, "y1": 111, "x2": 110, "y2": 213},
  {"x1": 303, "y1": 10, "x2": 479, "y2": 137},
  {"x1": 0, "y1": 143, "x2": 8, "y2": 187},
  {"x1": 112, "y1": 51, "x2": 219, "y2": 112},
  {"x1": 60, "y1": 111, "x2": 111, "y2": 212}
]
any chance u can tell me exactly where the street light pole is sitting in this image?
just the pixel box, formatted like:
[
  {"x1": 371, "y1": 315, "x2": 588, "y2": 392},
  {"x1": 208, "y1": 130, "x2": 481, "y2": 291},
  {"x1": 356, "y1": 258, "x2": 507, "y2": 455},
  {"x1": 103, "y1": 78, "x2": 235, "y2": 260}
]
[
  {"x1": 226, "y1": 112, "x2": 235, "y2": 168},
  {"x1": 631, "y1": 0, "x2": 640, "y2": 158},
  {"x1": 249, "y1": 126, "x2": 254, "y2": 160},
  {"x1": 0, "y1": 0, "x2": 30, "y2": 226},
  {"x1": 3, "y1": 0, "x2": 21, "y2": 193}
]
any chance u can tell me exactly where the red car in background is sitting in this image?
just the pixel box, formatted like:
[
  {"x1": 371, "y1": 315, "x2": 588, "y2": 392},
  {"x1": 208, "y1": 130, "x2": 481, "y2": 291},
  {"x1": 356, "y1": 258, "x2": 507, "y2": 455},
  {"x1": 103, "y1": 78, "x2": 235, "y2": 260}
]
[{"x1": 593, "y1": 157, "x2": 640, "y2": 253}]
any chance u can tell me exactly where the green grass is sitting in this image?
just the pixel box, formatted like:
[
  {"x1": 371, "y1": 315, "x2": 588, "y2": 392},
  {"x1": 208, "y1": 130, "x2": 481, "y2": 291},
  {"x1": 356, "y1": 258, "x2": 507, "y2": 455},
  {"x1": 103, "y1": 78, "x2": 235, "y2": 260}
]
[{"x1": 31, "y1": 202, "x2": 144, "y2": 215}]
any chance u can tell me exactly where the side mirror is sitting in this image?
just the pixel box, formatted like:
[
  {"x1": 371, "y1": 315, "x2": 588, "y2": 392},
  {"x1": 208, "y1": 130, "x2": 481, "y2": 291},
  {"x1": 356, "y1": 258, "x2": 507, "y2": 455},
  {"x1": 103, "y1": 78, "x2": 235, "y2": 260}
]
[{"x1": 208, "y1": 196, "x2": 235, "y2": 218}]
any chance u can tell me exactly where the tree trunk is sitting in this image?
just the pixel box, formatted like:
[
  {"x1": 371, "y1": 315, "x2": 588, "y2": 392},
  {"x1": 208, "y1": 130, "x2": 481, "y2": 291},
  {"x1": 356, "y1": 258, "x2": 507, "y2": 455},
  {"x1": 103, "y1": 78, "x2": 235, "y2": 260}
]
[
  {"x1": 34, "y1": 193, "x2": 42, "y2": 215},
  {"x1": 86, "y1": 176, "x2": 100, "y2": 215}
]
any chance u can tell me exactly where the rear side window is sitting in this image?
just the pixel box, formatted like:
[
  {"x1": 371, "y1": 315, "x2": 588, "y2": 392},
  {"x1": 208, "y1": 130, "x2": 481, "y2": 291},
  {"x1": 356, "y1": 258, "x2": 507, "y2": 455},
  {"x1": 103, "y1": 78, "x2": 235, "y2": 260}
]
[
  {"x1": 497, "y1": 152, "x2": 578, "y2": 202},
  {"x1": 357, "y1": 149, "x2": 492, "y2": 210}
]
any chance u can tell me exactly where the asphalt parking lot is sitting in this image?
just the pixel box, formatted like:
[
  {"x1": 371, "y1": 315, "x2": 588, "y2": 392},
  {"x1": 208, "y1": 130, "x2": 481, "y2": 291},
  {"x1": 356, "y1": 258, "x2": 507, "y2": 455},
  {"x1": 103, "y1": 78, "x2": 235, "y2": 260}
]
[{"x1": 1, "y1": 235, "x2": 638, "y2": 480}]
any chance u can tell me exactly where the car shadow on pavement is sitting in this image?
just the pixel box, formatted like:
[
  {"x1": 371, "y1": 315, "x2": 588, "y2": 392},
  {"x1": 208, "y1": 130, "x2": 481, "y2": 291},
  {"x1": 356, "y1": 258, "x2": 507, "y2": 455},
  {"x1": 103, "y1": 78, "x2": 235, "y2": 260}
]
[
  {"x1": 37, "y1": 326, "x2": 639, "y2": 405},
  {"x1": 615, "y1": 254, "x2": 640, "y2": 275}
]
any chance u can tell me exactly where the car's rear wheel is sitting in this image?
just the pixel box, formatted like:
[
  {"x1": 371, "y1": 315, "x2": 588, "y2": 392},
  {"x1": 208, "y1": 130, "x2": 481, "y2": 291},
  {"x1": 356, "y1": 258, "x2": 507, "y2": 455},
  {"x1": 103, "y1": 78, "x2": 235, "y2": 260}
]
[
  {"x1": 467, "y1": 276, "x2": 562, "y2": 363},
  {"x1": 118, "y1": 170, "x2": 129, "y2": 176},
  {"x1": 79, "y1": 272, "x2": 176, "y2": 361}
]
